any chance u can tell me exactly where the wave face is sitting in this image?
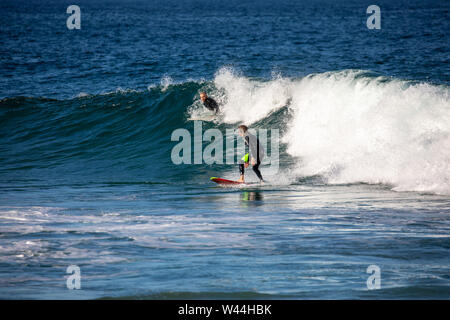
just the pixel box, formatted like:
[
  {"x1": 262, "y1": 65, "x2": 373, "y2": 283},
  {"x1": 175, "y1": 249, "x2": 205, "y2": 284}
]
[
  {"x1": 1, "y1": 69, "x2": 450, "y2": 194},
  {"x1": 0, "y1": 83, "x2": 204, "y2": 183}
]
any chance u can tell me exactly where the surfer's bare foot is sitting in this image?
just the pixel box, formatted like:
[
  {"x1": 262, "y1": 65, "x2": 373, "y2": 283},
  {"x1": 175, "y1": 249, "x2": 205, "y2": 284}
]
[{"x1": 237, "y1": 177, "x2": 245, "y2": 183}]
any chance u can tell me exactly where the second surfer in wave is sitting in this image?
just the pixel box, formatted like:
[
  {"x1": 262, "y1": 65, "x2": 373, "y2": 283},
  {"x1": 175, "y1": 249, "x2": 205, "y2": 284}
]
[{"x1": 200, "y1": 92, "x2": 219, "y2": 114}]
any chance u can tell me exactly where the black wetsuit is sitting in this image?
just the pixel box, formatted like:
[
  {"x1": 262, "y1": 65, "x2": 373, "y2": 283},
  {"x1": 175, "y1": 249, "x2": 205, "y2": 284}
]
[
  {"x1": 239, "y1": 133, "x2": 264, "y2": 182},
  {"x1": 203, "y1": 97, "x2": 219, "y2": 114},
  {"x1": 240, "y1": 159, "x2": 263, "y2": 182}
]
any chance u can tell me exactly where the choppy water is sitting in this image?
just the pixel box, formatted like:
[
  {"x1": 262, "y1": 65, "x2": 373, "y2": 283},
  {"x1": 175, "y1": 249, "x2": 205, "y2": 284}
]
[{"x1": 0, "y1": 0, "x2": 449, "y2": 299}]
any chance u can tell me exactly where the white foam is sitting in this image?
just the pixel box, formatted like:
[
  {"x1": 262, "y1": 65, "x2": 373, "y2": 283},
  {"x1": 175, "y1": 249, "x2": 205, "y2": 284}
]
[
  {"x1": 283, "y1": 70, "x2": 450, "y2": 195},
  {"x1": 213, "y1": 67, "x2": 292, "y2": 124},
  {"x1": 206, "y1": 68, "x2": 450, "y2": 195},
  {"x1": 160, "y1": 75, "x2": 173, "y2": 92}
]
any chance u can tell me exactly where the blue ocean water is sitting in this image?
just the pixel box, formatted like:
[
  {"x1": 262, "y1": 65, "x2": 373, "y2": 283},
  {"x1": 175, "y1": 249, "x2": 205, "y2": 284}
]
[{"x1": 0, "y1": 0, "x2": 449, "y2": 299}]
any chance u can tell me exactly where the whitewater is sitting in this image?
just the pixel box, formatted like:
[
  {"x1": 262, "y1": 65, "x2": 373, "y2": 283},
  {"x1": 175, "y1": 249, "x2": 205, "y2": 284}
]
[{"x1": 190, "y1": 68, "x2": 450, "y2": 195}]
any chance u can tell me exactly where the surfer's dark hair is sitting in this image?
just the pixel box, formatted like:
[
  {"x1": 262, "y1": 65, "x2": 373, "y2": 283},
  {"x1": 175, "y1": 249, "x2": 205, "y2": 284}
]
[{"x1": 238, "y1": 125, "x2": 248, "y2": 132}]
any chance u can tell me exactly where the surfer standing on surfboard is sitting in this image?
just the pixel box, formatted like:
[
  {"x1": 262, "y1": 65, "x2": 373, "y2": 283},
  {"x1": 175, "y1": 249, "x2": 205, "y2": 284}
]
[
  {"x1": 200, "y1": 92, "x2": 219, "y2": 114},
  {"x1": 237, "y1": 125, "x2": 265, "y2": 183}
]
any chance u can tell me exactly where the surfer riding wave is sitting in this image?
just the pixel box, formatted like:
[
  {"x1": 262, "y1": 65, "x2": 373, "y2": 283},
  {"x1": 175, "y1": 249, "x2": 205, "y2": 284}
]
[
  {"x1": 200, "y1": 92, "x2": 219, "y2": 114},
  {"x1": 237, "y1": 125, "x2": 264, "y2": 183}
]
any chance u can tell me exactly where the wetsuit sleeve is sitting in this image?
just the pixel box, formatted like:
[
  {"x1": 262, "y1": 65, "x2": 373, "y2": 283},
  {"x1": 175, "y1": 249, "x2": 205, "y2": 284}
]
[
  {"x1": 211, "y1": 98, "x2": 218, "y2": 110},
  {"x1": 245, "y1": 136, "x2": 250, "y2": 162},
  {"x1": 203, "y1": 100, "x2": 212, "y2": 111},
  {"x1": 203, "y1": 98, "x2": 219, "y2": 113},
  {"x1": 252, "y1": 136, "x2": 260, "y2": 163},
  {"x1": 256, "y1": 137, "x2": 260, "y2": 163}
]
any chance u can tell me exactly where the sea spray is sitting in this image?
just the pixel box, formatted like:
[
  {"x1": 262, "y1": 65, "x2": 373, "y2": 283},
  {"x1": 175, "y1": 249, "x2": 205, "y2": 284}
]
[{"x1": 213, "y1": 67, "x2": 292, "y2": 125}]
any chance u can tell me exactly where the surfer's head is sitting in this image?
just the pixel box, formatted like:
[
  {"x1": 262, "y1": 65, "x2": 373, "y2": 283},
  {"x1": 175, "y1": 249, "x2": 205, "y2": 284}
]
[
  {"x1": 200, "y1": 92, "x2": 207, "y2": 102},
  {"x1": 237, "y1": 125, "x2": 248, "y2": 137}
]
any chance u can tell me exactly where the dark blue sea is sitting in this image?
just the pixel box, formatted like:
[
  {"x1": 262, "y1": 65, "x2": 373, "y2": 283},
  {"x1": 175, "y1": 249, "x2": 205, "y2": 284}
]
[{"x1": 0, "y1": 0, "x2": 449, "y2": 299}]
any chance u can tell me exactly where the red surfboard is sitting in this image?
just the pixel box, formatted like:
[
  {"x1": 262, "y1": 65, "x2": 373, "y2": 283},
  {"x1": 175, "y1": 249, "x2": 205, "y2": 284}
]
[{"x1": 210, "y1": 177, "x2": 244, "y2": 185}]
